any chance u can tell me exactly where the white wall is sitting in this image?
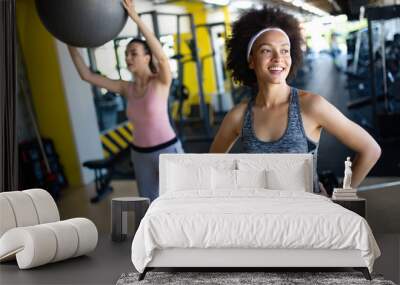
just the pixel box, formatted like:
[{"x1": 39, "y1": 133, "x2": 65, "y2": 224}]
[
  {"x1": 119, "y1": 0, "x2": 190, "y2": 37},
  {"x1": 55, "y1": 41, "x2": 103, "y2": 184}
]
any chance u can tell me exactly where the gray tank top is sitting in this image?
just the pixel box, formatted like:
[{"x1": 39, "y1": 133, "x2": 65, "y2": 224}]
[{"x1": 241, "y1": 87, "x2": 320, "y2": 193}]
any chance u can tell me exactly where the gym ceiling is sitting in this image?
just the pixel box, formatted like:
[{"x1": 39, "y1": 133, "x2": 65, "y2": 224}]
[{"x1": 152, "y1": 0, "x2": 381, "y2": 19}]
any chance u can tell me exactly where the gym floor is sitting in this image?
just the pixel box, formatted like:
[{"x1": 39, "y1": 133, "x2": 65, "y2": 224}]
[
  {"x1": 2, "y1": 52, "x2": 399, "y2": 285},
  {"x1": 1, "y1": 178, "x2": 399, "y2": 285}
]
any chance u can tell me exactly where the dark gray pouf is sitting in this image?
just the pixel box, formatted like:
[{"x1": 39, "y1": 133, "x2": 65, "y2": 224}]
[
  {"x1": 111, "y1": 197, "x2": 150, "y2": 242},
  {"x1": 116, "y1": 271, "x2": 396, "y2": 285},
  {"x1": 35, "y1": 0, "x2": 128, "y2": 47}
]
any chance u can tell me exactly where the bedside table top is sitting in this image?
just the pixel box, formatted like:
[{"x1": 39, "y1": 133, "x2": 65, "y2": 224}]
[
  {"x1": 331, "y1": 197, "x2": 366, "y2": 202},
  {"x1": 112, "y1": 197, "x2": 149, "y2": 202}
]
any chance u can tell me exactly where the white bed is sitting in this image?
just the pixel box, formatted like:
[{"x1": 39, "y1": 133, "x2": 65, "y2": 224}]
[{"x1": 131, "y1": 154, "x2": 380, "y2": 280}]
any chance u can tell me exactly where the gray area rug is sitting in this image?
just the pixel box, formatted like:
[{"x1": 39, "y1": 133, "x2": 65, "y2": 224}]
[{"x1": 116, "y1": 271, "x2": 396, "y2": 285}]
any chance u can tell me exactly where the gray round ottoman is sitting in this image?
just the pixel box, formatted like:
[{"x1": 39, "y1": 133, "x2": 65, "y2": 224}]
[{"x1": 111, "y1": 197, "x2": 149, "y2": 242}]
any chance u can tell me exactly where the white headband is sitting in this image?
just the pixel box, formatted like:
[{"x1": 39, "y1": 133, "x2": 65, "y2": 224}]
[{"x1": 246, "y1": 28, "x2": 290, "y2": 62}]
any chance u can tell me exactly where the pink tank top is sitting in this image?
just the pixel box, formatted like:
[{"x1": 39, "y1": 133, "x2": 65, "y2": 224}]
[{"x1": 126, "y1": 80, "x2": 176, "y2": 147}]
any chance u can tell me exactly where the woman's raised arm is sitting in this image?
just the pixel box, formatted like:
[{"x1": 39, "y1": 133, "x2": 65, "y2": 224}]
[
  {"x1": 122, "y1": 0, "x2": 172, "y2": 85},
  {"x1": 68, "y1": 45, "x2": 128, "y2": 95}
]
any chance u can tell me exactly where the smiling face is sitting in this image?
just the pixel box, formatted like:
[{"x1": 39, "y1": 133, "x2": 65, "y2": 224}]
[
  {"x1": 125, "y1": 42, "x2": 151, "y2": 73},
  {"x1": 248, "y1": 30, "x2": 292, "y2": 85}
]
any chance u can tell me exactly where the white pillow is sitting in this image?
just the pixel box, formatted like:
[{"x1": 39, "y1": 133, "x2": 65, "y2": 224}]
[
  {"x1": 236, "y1": 169, "x2": 267, "y2": 189},
  {"x1": 211, "y1": 169, "x2": 268, "y2": 191},
  {"x1": 237, "y1": 158, "x2": 310, "y2": 192},
  {"x1": 211, "y1": 168, "x2": 236, "y2": 190},
  {"x1": 165, "y1": 157, "x2": 236, "y2": 171},
  {"x1": 266, "y1": 166, "x2": 308, "y2": 192},
  {"x1": 167, "y1": 162, "x2": 211, "y2": 191}
]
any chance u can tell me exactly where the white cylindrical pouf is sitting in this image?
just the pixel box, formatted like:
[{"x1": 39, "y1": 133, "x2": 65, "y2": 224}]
[
  {"x1": 0, "y1": 195, "x2": 17, "y2": 237},
  {"x1": 24, "y1": 189, "x2": 60, "y2": 223},
  {"x1": 66, "y1": 218, "x2": 98, "y2": 257},
  {"x1": 0, "y1": 226, "x2": 57, "y2": 269},
  {"x1": 1, "y1": 192, "x2": 39, "y2": 227},
  {"x1": 42, "y1": 221, "x2": 79, "y2": 262}
]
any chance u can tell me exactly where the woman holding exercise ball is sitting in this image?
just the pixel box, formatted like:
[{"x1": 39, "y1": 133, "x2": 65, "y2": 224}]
[{"x1": 68, "y1": 0, "x2": 183, "y2": 201}]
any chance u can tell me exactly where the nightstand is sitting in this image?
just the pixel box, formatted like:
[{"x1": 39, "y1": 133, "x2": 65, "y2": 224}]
[
  {"x1": 332, "y1": 197, "x2": 366, "y2": 218},
  {"x1": 111, "y1": 197, "x2": 150, "y2": 242}
]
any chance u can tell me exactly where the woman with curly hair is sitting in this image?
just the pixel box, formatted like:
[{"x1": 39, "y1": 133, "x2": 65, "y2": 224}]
[{"x1": 210, "y1": 6, "x2": 381, "y2": 193}]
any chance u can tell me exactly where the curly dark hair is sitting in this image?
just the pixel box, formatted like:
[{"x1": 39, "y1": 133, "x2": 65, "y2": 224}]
[{"x1": 227, "y1": 6, "x2": 303, "y2": 87}]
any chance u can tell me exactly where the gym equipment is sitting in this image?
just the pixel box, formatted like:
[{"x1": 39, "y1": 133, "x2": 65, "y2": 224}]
[
  {"x1": 19, "y1": 139, "x2": 68, "y2": 199},
  {"x1": 168, "y1": 78, "x2": 190, "y2": 133},
  {"x1": 346, "y1": 5, "x2": 400, "y2": 139},
  {"x1": 35, "y1": 0, "x2": 128, "y2": 47},
  {"x1": 365, "y1": 5, "x2": 400, "y2": 138},
  {"x1": 160, "y1": 11, "x2": 213, "y2": 141},
  {"x1": 344, "y1": 6, "x2": 400, "y2": 177},
  {"x1": 196, "y1": 22, "x2": 233, "y2": 120},
  {"x1": 83, "y1": 146, "x2": 135, "y2": 204},
  {"x1": 83, "y1": 122, "x2": 135, "y2": 203},
  {"x1": 17, "y1": 38, "x2": 65, "y2": 199},
  {"x1": 83, "y1": 157, "x2": 115, "y2": 203}
]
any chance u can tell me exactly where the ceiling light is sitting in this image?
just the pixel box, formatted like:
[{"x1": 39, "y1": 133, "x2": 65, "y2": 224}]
[
  {"x1": 292, "y1": 0, "x2": 303, "y2": 7},
  {"x1": 203, "y1": 0, "x2": 230, "y2": 5},
  {"x1": 230, "y1": 0, "x2": 255, "y2": 10}
]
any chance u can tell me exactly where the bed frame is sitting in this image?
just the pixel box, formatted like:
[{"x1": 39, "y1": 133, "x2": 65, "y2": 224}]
[{"x1": 139, "y1": 249, "x2": 371, "y2": 280}]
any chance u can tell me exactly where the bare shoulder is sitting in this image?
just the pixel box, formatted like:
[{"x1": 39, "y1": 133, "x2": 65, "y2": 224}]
[
  {"x1": 221, "y1": 100, "x2": 249, "y2": 134},
  {"x1": 298, "y1": 89, "x2": 345, "y2": 128},
  {"x1": 226, "y1": 100, "x2": 248, "y2": 122},
  {"x1": 297, "y1": 89, "x2": 328, "y2": 115}
]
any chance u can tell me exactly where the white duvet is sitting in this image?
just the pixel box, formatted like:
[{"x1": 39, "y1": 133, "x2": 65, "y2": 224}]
[{"x1": 131, "y1": 190, "x2": 380, "y2": 273}]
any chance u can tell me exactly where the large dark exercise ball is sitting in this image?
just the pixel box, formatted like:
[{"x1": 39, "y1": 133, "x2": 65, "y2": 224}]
[{"x1": 35, "y1": 0, "x2": 128, "y2": 48}]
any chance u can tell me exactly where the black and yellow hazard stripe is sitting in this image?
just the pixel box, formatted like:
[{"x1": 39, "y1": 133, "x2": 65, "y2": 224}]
[{"x1": 100, "y1": 122, "x2": 134, "y2": 158}]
